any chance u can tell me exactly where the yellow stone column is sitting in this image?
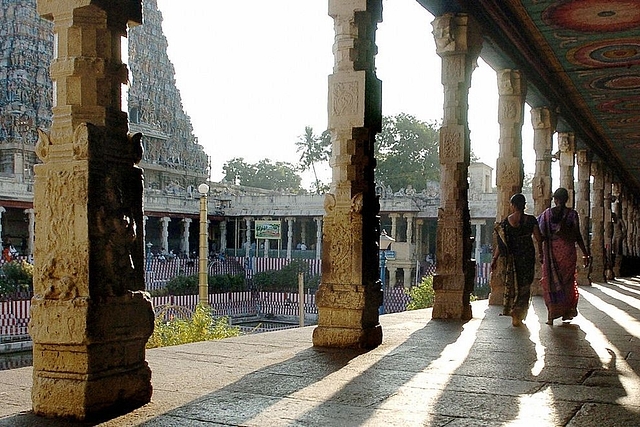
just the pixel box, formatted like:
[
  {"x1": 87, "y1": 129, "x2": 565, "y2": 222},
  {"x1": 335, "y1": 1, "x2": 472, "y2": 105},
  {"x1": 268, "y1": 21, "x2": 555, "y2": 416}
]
[
  {"x1": 591, "y1": 159, "x2": 606, "y2": 282},
  {"x1": 431, "y1": 13, "x2": 482, "y2": 319},
  {"x1": 313, "y1": 0, "x2": 383, "y2": 349},
  {"x1": 576, "y1": 149, "x2": 591, "y2": 286},
  {"x1": 489, "y1": 69, "x2": 527, "y2": 308},
  {"x1": 31, "y1": 1, "x2": 152, "y2": 420},
  {"x1": 603, "y1": 168, "x2": 614, "y2": 279},
  {"x1": 531, "y1": 106, "x2": 555, "y2": 295},
  {"x1": 558, "y1": 132, "x2": 576, "y2": 206}
]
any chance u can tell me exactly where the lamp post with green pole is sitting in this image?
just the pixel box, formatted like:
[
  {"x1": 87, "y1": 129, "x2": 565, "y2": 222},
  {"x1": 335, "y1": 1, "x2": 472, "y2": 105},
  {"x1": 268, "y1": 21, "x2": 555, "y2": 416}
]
[{"x1": 198, "y1": 183, "x2": 210, "y2": 305}]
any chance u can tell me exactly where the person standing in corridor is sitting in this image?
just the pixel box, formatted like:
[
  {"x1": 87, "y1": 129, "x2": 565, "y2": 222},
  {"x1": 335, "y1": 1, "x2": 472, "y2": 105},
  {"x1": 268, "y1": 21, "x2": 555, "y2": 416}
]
[
  {"x1": 538, "y1": 187, "x2": 590, "y2": 325},
  {"x1": 491, "y1": 193, "x2": 543, "y2": 327}
]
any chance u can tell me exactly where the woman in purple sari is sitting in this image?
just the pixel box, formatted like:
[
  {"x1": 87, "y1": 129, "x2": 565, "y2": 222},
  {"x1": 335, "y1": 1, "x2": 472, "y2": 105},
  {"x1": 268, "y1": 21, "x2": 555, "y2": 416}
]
[{"x1": 538, "y1": 188, "x2": 590, "y2": 325}]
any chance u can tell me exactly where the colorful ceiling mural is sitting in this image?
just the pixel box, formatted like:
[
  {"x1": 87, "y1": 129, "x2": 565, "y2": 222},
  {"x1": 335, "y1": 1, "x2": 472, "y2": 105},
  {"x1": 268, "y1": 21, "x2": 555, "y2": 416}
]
[{"x1": 419, "y1": 0, "x2": 640, "y2": 194}]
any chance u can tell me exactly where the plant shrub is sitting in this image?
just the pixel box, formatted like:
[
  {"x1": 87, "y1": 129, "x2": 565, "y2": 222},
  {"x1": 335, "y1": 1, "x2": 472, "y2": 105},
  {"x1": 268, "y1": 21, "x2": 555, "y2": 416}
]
[
  {"x1": 147, "y1": 303, "x2": 241, "y2": 348},
  {"x1": 166, "y1": 273, "x2": 245, "y2": 295},
  {"x1": 406, "y1": 275, "x2": 435, "y2": 310},
  {"x1": 253, "y1": 259, "x2": 319, "y2": 292}
]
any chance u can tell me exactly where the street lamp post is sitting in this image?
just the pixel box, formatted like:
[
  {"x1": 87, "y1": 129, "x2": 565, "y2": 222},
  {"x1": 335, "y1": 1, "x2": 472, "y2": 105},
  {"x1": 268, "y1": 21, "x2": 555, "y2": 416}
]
[{"x1": 198, "y1": 183, "x2": 210, "y2": 305}]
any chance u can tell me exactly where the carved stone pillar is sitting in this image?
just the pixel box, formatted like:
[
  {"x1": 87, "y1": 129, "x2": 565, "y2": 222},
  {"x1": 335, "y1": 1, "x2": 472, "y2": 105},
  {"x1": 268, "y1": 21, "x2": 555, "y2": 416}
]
[
  {"x1": 531, "y1": 106, "x2": 555, "y2": 295},
  {"x1": 388, "y1": 267, "x2": 397, "y2": 288},
  {"x1": 25, "y1": 208, "x2": 35, "y2": 256},
  {"x1": 31, "y1": 1, "x2": 152, "y2": 420},
  {"x1": 403, "y1": 267, "x2": 412, "y2": 289},
  {"x1": 286, "y1": 217, "x2": 294, "y2": 259},
  {"x1": 315, "y1": 216, "x2": 323, "y2": 260},
  {"x1": 0, "y1": 206, "x2": 5, "y2": 246},
  {"x1": 245, "y1": 217, "x2": 253, "y2": 255},
  {"x1": 180, "y1": 218, "x2": 192, "y2": 256},
  {"x1": 590, "y1": 160, "x2": 606, "y2": 282},
  {"x1": 489, "y1": 69, "x2": 527, "y2": 308},
  {"x1": 160, "y1": 216, "x2": 170, "y2": 253},
  {"x1": 220, "y1": 220, "x2": 227, "y2": 253},
  {"x1": 404, "y1": 213, "x2": 414, "y2": 243},
  {"x1": 557, "y1": 132, "x2": 576, "y2": 206},
  {"x1": 389, "y1": 213, "x2": 399, "y2": 241},
  {"x1": 471, "y1": 219, "x2": 483, "y2": 263},
  {"x1": 612, "y1": 182, "x2": 623, "y2": 276},
  {"x1": 576, "y1": 150, "x2": 591, "y2": 286},
  {"x1": 300, "y1": 218, "x2": 307, "y2": 247},
  {"x1": 313, "y1": 0, "x2": 383, "y2": 349},
  {"x1": 432, "y1": 13, "x2": 482, "y2": 319},
  {"x1": 603, "y1": 169, "x2": 613, "y2": 279},
  {"x1": 415, "y1": 219, "x2": 424, "y2": 266},
  {"x1": 623, "y1": 189, "x2": 631, "y2": 256}
]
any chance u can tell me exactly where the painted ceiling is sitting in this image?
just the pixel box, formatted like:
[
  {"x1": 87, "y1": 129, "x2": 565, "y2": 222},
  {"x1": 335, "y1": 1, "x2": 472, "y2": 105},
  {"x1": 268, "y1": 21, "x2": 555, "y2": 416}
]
[{"x1": 418, "y1": 0, "x2": 640, "y2": 196}]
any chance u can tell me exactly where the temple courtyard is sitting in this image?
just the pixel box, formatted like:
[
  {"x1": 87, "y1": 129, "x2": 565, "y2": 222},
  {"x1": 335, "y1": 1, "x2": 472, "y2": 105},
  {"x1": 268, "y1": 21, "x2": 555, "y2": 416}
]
[{"x1": 0, "y1": 278, "x2": 639, "y2": 426}]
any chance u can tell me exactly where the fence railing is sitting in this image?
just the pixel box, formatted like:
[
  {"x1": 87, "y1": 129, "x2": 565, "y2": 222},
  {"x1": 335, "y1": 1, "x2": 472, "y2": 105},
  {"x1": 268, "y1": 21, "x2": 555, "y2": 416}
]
[{"x1": 1, "y1": 261, "x2": 493, "y2": 341}]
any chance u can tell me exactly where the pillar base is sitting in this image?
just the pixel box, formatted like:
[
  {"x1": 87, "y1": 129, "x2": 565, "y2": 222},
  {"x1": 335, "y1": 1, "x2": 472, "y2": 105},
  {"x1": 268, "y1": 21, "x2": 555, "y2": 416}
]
[
  {"x1": 312, "y1": 324, "x2": 382, "y2": 349},
  {"x1": 432, "y1": 290, "x2": 471, "y2": 320},
  {"x1": 30, "y1": 293, "x2": 154, "y2": 421}
]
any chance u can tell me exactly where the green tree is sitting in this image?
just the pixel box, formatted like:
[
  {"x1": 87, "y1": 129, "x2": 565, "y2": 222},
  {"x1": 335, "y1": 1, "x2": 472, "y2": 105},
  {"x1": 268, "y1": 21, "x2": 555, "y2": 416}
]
[
  {"x1": 375, "y1": 114, "x2": 441, "y2": 192},
  {"x1": 222, "y1": 157, "x2": 302, "y2": 192},
  {"x1": 295, "y1": 126, "x2": 331, "y2": 194}
]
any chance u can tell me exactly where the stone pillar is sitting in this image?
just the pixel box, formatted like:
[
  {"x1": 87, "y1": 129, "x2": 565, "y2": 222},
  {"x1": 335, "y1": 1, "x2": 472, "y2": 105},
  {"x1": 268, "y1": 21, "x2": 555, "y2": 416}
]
[
  {"x1": 300, "y1": 218, "x2": 307, "y2": 248},
  {"x1": 531, "y1": 106, "x2": 555, "y2": 295},
  {"x1": 31, "y1": 0, "x2": 152, "y2": 420},
  {"x1": 612, "y1": 182, "x2": 623, "y2": 276},
  {"x1": 623, "y1": 189, "x2": 631, "y2": 256},
  {"x1": 180, "y1": 218, "x2": 192, "y2": 256},
  {"x1": 286, "y1": 217, "x2": 294, "y2": 259},
  {"x1": 25, "y1": 208, "x2": 35, "y2": 256},
  {"x1": 603, "y1": 169, "x2": 613, "y2": 279},
  {"x1": 432, "y1": 13, "x2": 482, "y2": 319},
  {"x1": 389, "y1": 213, "x2": 399, "y2": 241},
  {"x1": 160, "y1": 216, "x2": 170, "y2": 253},
  {"x1": 388, "y1": 267, "x2": 397, "y2": 288},
  {"x1": 557, "y1": 132, "x2": 576, "y2": 206},
  {"x1": 405, "y1": 213, "x2": 414, "y2": 243},
  {"x1": 220, "y1": 220, "x2": 227, "y2": 253},
  {"x1": 315, "y1": 216, "x2": 322, "y2": 260},
  {"x1": 0, "y1": 206, "x2": 5, "y2": 246},
  {"x1": 415, "y1": 219, "x2": 424, "y2": 266},
  {"x1": 590, "y1": 160, "x2": 606, "y2": 282},
  {"x1": 489, "y1": 69, "x2": 527, "y2": 308},
  {"x1": 313, "y1": 0, "x2": 383, "y2": 349},
  {"x1": 471, "y1": 220, "x2": 483, "y2": 263},
  {"x1": 576, "y1": 150, "x2": 591, "y2": 286},
  {"x1": 403, "y1": 268, "x2": 412, "y2": 289},
  {"x1": 245, "y1": 217, "x2": 253, "y2": 255}
]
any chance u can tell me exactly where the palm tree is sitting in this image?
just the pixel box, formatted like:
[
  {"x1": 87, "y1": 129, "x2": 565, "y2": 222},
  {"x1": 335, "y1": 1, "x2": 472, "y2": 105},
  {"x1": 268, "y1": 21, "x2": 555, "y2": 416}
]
[{"x1": 295, "y1": 126, "x2": 331, "y2": 194}]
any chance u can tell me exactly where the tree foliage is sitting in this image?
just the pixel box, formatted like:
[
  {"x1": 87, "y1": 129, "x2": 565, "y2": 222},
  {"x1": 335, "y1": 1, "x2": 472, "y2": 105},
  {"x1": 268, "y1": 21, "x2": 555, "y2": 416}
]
[
  {"x1": 222, "y1": 157, "x2": 302, "y2": 192},
  {"x1": 375, "y1": 114, "x2": 441, "y2": 192},
  {"x1": 295, "y1": 126, "x2": 331, "y2": 194}
]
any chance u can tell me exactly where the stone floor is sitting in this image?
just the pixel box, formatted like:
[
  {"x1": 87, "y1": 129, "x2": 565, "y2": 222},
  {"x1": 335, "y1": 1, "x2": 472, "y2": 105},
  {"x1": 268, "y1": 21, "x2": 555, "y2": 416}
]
[{"x1": 1, "y1": 277, "x2": 639, "y2": 426}]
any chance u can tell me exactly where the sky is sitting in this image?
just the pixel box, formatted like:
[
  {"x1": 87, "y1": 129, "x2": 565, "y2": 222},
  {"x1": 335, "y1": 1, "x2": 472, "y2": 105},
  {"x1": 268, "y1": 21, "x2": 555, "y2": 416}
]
[{"x1": 154, "y1": 0, "x2": 537, "y2": 189}]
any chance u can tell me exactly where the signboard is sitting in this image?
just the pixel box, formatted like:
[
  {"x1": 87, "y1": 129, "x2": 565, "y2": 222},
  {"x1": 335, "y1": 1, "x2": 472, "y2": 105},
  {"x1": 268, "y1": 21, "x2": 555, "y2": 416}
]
[
  {"x1": 384, "y1": 250, "x2": 396, "y2": 260},
  {"x1": 255, "y1": 220, "x2": 282, "y2": 239}
]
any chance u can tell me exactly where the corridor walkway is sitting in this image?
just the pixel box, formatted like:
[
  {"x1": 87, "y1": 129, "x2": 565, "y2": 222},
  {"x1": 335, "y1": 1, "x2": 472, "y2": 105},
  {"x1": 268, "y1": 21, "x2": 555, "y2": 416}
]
[{"x1": 1, "y1": 278, "x2": 639, "y2": 426}]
